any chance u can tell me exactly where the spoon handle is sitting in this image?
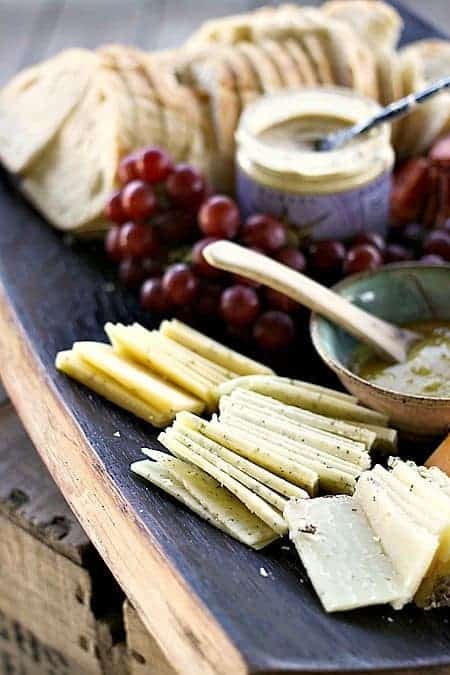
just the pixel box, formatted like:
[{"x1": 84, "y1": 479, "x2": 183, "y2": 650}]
[
  {"x1": 319, "y1": 76, "x2": 450, "y2": 152},
  {"x1": 204, "y1": 241, "x2": 417, "y2": 363}
]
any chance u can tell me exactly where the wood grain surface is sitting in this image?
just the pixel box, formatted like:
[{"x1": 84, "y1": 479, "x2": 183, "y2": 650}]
[{"x1": 0, "y1": 2, "x2": 449, "y2": 674}]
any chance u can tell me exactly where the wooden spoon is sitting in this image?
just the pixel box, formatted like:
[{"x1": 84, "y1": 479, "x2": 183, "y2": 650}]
[{"x1": 204, "y1": 240, "x2": 420, "y2": 363}]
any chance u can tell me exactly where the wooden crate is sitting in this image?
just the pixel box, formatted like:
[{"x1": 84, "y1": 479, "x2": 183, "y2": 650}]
[
  {"x1": 0, "y1": 399, "x2": 128, "y2": 675},
  {"x1": 123, "y1": 602, "x2": 177, "y2": 675}
]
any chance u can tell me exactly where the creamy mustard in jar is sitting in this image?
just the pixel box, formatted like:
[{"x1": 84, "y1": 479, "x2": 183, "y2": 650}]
[{"x1": 235, "y1": 88, "x2": 395, "y2": 241}]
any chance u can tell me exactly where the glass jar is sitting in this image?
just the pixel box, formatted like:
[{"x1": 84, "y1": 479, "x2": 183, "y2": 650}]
[{"x1": 235, "y1": 88, "x2": 395, "y2": 242}]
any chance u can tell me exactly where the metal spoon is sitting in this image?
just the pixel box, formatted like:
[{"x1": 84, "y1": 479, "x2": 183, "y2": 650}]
[
  {"x1": 204, "y1": 240, "x2": 420, "y2": 363},
  {"x1": 315, "y1": 76, "x2": 450, "y2": 152}
]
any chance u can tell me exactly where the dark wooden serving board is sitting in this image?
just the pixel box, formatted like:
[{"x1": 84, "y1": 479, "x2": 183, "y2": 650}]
[{"x1": 0, "y1": 2, "x2": 449, "y2": 674}]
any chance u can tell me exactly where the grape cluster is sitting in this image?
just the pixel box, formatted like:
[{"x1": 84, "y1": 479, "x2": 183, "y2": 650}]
[{"x1": 105, "y1": 145, "x2": 450, "y2": 357}]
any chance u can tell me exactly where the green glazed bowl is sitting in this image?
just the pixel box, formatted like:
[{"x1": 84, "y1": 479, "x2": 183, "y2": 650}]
[{"x1": 310, "y1": 263, "x2": 450, "y2": 439}]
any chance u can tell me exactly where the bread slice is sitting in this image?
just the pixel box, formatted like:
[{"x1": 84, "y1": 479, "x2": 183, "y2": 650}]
[
  {"x1": 99, "y1": 45, "x2": 166, "y2": 153},
  {"x1": 0, "y1": 48, "x2": 98, "y2": 173},
  {"x1": 323, "y1": 0, "x2": 403, "y2": 52},
  {"x1": 238, "y1": 42, "x2": 283, "y2": 94},
  {"x1": 22, "y1": 69, "x2": 121, "y2": 231},
  {"x1": 223, "y1": 45, "x2": 262, "y2": 110},
  {"x1": 284, "y1": 38, "x2": 318, "y2": 86},
  {"x1": 259, "y1": 39, "x2": 304, "y2": 89}
]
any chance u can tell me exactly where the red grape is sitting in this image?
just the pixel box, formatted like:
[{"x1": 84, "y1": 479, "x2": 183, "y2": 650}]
[
  {"x1": 276, "y1": 247, "x2": 306, "y2": 272},
  {"x1": 241, "y1": 214, "x2": 287, "y2": 252},
  {"x1": 220, "y1": 285, "x2": 260, "y2": 326},
  {"x1": 198, "y1": 195, "x2": 240, "y2": 239},
  {"x1": 195, "y1": 282, "x2": 223, "y2": 318},
  {"x1": 118, "y1": 154, "x2": 139, "y2": 184},
  {"x1": 309, "y1": 240, "x2": 346, "y2": 272},
  {"x1": 136, "y1": 147, "x2": 173, "y2": 184},
  {"x1": 419, "y1": 254, "x2": 446, "y2": 265},
  {"x1": 353, "y1": 231, "x2": 385, "y2": 253},
  {"x1": 119, "y1": 222, "x2": 160, "y2": 258},
  {"x1": 105, "y1": 225, "x2": 123, "y2": 262},
  {"x1": 423, "y1": 229, "x2": 450, "y2": 261},
  {"x1": 265, "y1": 288, "x2": 297, "y2": 313},
  {"x1": 104, "y1": 190, "x2": 127, "y2": 224},
  {"x1": 154, "y1": 210, "x2": 198, "y2": 245},
  {"x1": 118, "y1": 257, "x2": 160, "y2": 288},
  {"x1": 384, "y1": 243, "x2": 413, "y2": 263},
  {"x1": 162, "y1": 263, "x2": 199, "y2": 304},
  {"x1": 121, "y1": 180, "x2": 156, "y2": 221},
  {"x1": 344, "y1": 244, "x2": 383, "y2": 275},
  {"x1": 253, "y1": 311, "x2": 295, "y2": 351},
  {"x1": 192, "y1": 237, "x2": 222, "y2": 278},
  {"x1": 166, "y1": 164, "x2": 207, "y2": 209},
  {"x1": 140, "y1": 278, "x2": 170, "y2": 313}
]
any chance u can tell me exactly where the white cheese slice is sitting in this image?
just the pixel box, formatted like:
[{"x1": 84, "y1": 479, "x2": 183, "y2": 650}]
[
  {"x1": 284, "y1": 496, "x2": 405, "y2": 612},
  {"x1": 355, "y1": 472, "x2": 439, "y2": 608},
  {"x1": 131, "y1": 453, "x2": 278, "y2": 549}
]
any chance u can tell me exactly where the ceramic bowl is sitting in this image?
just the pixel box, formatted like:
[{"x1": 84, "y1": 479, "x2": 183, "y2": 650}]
[{"x1": 310, "y1": 263, "x2": 450, "y2": 439}]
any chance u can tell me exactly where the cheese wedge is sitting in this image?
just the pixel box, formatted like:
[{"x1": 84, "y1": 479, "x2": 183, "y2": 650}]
[
  {"x1": 284, "y1": 496, "x2": 405, "y2": 612},
  {"x1": 355, "y1": 472, "x2": 439, "y2": 608},
  {"x1": 222, "y1": 389, "x2": 377, "y2": 450},
  {"x1": 55, "y1": 349, "x2": 171, "y2": 427},
  {"x1": 132, "y1": 452, "x2": 278, "y2": 549},
  {"x1": 158, "y1": 431, "x2": 287, "y2": 535},
  {"x1": 160, "y1": 319, "x2": 273, "y2": 376},
  {"x1": 73, "y1": 341, "x2": 203, "y2": 415}
]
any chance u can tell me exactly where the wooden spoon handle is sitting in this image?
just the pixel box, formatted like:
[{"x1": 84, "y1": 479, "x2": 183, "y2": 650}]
[{"x1": 204, "y1": 240, "x2": 415, "y2": 363}]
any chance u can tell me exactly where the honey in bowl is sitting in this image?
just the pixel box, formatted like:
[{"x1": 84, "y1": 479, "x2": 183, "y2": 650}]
[{"x1": 352, "y1": 320, "x2": 450, "y2": 398}]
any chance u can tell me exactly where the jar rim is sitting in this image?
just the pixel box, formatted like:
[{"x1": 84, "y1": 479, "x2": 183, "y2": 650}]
[{"x1": 236, "y1": 87, "x2": 392, "y2": 179}]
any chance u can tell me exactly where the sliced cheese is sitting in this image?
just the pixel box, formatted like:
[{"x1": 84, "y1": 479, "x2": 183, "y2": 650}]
[
  {"x1": 355, "y1": 472, "x2": 439, "y2": 608},
  {"x1": 166, "y1": 427, "x2": 288, "y2": 512},
  {"x1": 221, "y1": 416, "x2": 358, "y2": 495},
  {"x1": 284, "y1": 496, "x2": 405, "y2": 612},
  {"x1": 55, "y1": 349, "x2": 171, "y2": 427},
  {"x1": 132, "y1": 452, "x2": 278, "y2": 549},
  {"x1": 105, "y1": 323, "x2": 216, "y2": 407},
  {"x1": 218, "y1": 374, "x2": 357, "y2": 404},
  {"x1": 177, "y1": 412, "x2": 319, "y2": 495},
  {"x1": 219, "y1": 398, "x2": 370, "y2": 468},
  {"x1": 172, "y1": 419, "x2": 309, "y2": 501},
  {"x1": 73, "y1": 341, "x2": 203, "y2": 415},
  {"x1": 217, "y1": 377, "x2": 388, "y2": 426},
  {"x1": 158, "y1": 431, "x2": 287, "y2": 535},
  {"x1": 224, "y1": 388, "x2": 377, "y2": 450},
  {"x1": 160, "y1": 319, "x2": 273, "y2": 375}
]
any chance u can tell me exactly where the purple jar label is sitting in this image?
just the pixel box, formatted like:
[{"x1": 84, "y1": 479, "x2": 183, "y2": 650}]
[{"x1": 236, "y1": 168, "x2": 392, "y2": 242}]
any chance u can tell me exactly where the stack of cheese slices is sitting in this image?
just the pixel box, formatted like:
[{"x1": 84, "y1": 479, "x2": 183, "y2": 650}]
[
  {"x1": 1, "y1": 1, "x2": 450, "y2": 231},
  {"x1": 132, "y1": 372, "x2": 397, "y2": 549},
  {"x1": 286, "y1": 459, "x2": 450, "y2": 612},
  {"x1": 56, "y1": 319, "x2": 272, "y2": 428}
]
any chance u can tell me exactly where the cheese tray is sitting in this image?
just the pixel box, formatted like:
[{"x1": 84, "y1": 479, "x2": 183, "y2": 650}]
[{"x1": 0, "y1": 1, "x2": 449, "y2": 674}]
